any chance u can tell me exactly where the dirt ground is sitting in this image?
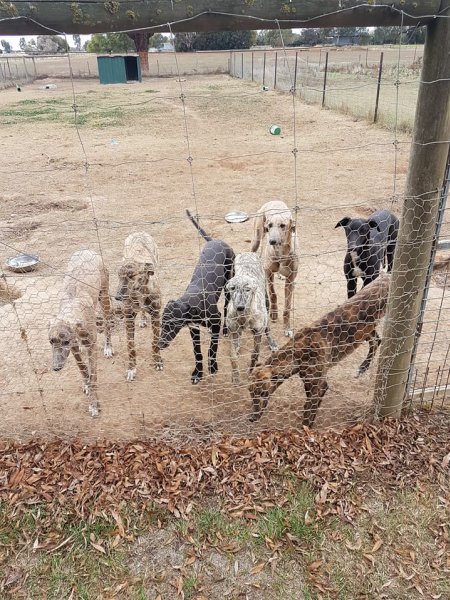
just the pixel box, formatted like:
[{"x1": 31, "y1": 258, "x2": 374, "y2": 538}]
[{"x1": 0, "y1": 73, "x2": 447, "y2": 442}]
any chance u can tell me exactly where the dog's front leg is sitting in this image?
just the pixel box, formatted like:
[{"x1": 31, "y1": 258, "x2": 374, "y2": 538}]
[
  {"x1": 151, "y1": 312, "x2": 163, "y2": 371},
  {"x1": 208, "y1": 320, "x2": 221, "y2": 377},
  {"x1": 230, "y1": 330, "x2": 240, "y2": 384},
  {"x1": 283, "y1": 276, "x2": 295, "y2": 338},
  {"x1": 302, "y1": 375, "x2": 328, "y2": 428},
  {"x1": 125, "y1": 310, "x2": 137, "y2": 381},
  {"x1": 189, "y1": 326, "x2": 203, "y2": 384},
  {"x1": 71, "y1": 345, "x2": 90, "y2": 393},
  {"x1": 86, "y1": 337, "x2": 100, "y2": 417},
  {"x1": 267, "y1": 270, "x2": 278, "y2": 322},
  {"x1": 357, "y1": 331, "x2": 381, "y2": 377},
  {"x1": 99, "y1": 273, "x2": 114, "y2": 358},
  {"x1": 249, "y1": 329, "x2": 262, "y2": 373}
]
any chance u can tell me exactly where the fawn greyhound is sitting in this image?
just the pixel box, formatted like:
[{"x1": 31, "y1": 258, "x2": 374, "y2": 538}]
[{"x1": 48, "y1": 249, "x2": 113, "y2": 417}]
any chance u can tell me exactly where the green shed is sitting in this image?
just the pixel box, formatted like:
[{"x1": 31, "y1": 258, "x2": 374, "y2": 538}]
[{"x1": 97, "y1": 55, "x2": 142, "y2": 84}]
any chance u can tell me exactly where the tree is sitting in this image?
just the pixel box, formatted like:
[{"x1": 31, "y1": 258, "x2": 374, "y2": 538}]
[
  {"x1": 149, "y1": 33, "x2": 167, "y2": 50},
  {"x1": 174, "y1": 31, "x2": 255, "y2": 51},
  {"x1": 174, "y1": 33, "x2": 196, "y2": 52},
  {"x1": 256, "y1": 29, "x2": 296, "y2": 47},
  {"x1": 73, "y1": 34, "x2": 81, "y2": 51},
  {"x1": 126, "y1": 32, "x2": 151, "y2": 73},
  {"x1": 36, "y1": 35, "x2": 69, "y2": 54},
  {"x1": 1, "y1": 40, "x2": 12, "y2": 53},
  {"x1": 86, "y1": 33, "x2": 134, "y2": 54},
  {"x1": 297, "y1": 28, "x2": 332, "y2": 46},
  {"x1": 19, "y1": 37, "x2": 26, "y2": 51}
]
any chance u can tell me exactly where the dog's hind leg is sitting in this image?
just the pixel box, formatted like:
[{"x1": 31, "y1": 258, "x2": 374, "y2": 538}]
[
  {"x1": 230, "y1": 330, "x2": 240, "y2": 384},
  {"x1": 190, "y1": 326, "x2": 204, "y2": 384},
  {"x1": 151, "y1": 312, "x2": 163, "y2": 371},
  {"x1": 356, "y1": 331, "x2": 381, "y2": 377},
  {"x1": 265, "y1": 325, "x2": 278, "y2": 352},
  {"x1": 100, "y1": 269, "x2": 113, "y2": 358},
  {"x1": 125, "y1": 309, "x2": 137, "y2": 381},
  {"x1": 139, "y1": 312, "x2": 148, "y2": 328}
]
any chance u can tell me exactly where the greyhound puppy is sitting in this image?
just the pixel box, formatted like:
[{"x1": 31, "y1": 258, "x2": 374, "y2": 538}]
[
  {"x1": 159, "y1": 210, "x2": 235, "y2": 384},
  {"x1": 248, "y1": 273, "x2": 390, "y2": 427},
  {"x1": 335, "y1": 209, "x2": 399, "y2": 299},
  {"x1": 48, "y1": 249, "x2": 113, "y2": 417},
  {"x1": 251, "y1": 200, "x2": 299, "y2": 338},
  {"x1": 115, "y1": 232, "x2": 163, "y2": 381},
  {"x1": 226, "y1": 252, "x2": 278, "y2": 384}
]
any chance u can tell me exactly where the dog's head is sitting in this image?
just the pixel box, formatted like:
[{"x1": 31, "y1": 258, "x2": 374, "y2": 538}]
[
  {"x1": 116, "y1": 261, "x2": 154, "y2": 303},
  {"x1": 335, "y1": 217, "x2": 381, "y2": 254},
  {"x1": 264, "y1": 209, "x2": 293, "y2": 248},
  {"x1": 248, "y1": 365, "x2": 276, "y2": 422},
  {"x1": 48, "y1": 320, "x2": 75, "y2": 371},
  {"x1": 226, "y1": 275, "x2": 257, "y2": 314},
  {"x1": 158, "y1": 299, "x2": 188, "y2": 349}
]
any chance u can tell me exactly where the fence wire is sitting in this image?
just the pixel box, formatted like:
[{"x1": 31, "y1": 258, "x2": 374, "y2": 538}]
[{"x1": 0, "y1": 10, "x2": 449, "y2": 442}]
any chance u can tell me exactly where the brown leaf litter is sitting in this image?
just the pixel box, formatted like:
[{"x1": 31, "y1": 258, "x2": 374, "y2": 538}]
[{"x1": 0, "y1": 414, "x2": 449, "y2": 530}]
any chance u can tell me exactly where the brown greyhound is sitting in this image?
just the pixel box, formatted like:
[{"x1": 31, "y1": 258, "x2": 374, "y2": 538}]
[{"x1": 248, "y1": 273, "x2": 390, "y2": 427}]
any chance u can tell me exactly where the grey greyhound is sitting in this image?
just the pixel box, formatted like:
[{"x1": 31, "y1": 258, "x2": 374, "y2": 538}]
[{"x1": 158, "y1": 210, "x2": 235, "y2": 384}]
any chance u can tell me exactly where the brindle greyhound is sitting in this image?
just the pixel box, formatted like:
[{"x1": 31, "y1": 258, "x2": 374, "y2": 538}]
[
  {"x1": 158, "y1": 210, "x2": 235, "y2": 384},
  {"x1": 249, "y1": 273, "x2": 390, "y2": 427}
]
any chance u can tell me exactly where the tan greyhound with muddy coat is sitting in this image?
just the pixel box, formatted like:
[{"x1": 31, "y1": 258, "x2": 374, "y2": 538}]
[{"x1": 48, "y1": 249, "x2": 113, "y2": 417}]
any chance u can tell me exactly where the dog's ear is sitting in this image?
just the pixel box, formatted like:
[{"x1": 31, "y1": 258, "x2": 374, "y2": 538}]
[
  {"x1": 368, "y1": 219, "x2": 381, "y2": 232},
  {"x1": 335, "y1": 217, "x2": 350, "y2": 229}
]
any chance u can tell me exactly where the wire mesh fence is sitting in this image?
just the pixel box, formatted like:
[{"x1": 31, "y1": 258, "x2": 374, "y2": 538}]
[
  {"x1": 231, "y1": 46, "x2": 423, "y2": 132},
  {"x1": 0, "y1": 18, "x2": 448, "y2": 443}
]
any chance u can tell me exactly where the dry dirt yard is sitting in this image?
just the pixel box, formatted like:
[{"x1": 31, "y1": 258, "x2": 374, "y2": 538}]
[{"x1": 0, "y1": 73, "x2": 447, "y2": 442}]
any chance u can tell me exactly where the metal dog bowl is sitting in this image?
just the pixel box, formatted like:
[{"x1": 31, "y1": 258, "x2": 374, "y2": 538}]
[
  {"x1": 225, "y1": 211, "x2": 249, "y2": 224},
  {"x1": 6, "y1": 253, "x2": 40, "y2": 273}
]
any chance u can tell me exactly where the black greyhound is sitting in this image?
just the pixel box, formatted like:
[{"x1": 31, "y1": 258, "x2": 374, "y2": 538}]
[
  {"x1": 158, "y1": 210, "x2": 235, "y2": 384},
  {"x1": 335, "y1": 209, "x2": 399, "y2": 299}
]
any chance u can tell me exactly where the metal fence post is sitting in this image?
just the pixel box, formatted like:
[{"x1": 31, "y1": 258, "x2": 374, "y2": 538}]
[
  {"x1": 251, "y1": 51, "x2": 254, "y2": 81},
  {"x1": 263, "y1": 52, "x2": 266, "y2": 86},
  {"x1": 274, "y1": 51, "x2": 278, "y2": 89},
  {"x1": 241, "y1": 52, "x2": 244, "y2": 78},
  {"x1": 373, "y1": 51, "x2": 384, "y2": 123},
  {"x1": 322, "y1": 51, "x2": 329, "y2": 107},
  {"x1": 293, "y1": 51, "x2": 298, "y2": 92},
  {"x1": 365, "y1": 46, "x2": 369, "y2": 67}
]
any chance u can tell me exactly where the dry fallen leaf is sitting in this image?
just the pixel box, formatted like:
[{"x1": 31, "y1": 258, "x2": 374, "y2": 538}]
[{"x1": 250, "y1": 562, "x2": 265, "y2": 575}]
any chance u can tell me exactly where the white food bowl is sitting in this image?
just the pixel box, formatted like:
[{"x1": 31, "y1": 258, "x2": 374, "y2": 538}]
[
  {"x1": 224, "y1": 211, "x2": 249, "y2": 224},
  {"x1": 6, "y1": 254, "x2": 40, "y2": 273}
]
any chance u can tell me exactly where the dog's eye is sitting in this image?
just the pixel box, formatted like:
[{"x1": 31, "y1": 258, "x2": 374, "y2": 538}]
[
  {"x1": 280, "y1": 224, "x2": 286, "y2": 229},
  {"x1": 267, "y1": 223, "x2": 273, "y2": 229},
  {"x1": 61, "y1": 340, "x2": 70, "y2": 346}
]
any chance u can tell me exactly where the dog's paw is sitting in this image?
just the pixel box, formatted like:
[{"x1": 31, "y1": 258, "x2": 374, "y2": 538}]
[
  {"x1": 355, "y1": 366, "x2": 368, "y2": 378},
  {"x1": 209, "y1": 361, "x2": 218, "y2": 376},
  {"x1": 232, "y1": 373, "x2": 240, "y2": 385},
  {"x1": 127, "y1": 368, "x2": 136, "y2": 381},
  {"x1": 83, "y1": 383, "x2": 90, "y2": 396},
  {"x1": 249, "y1": 411, "x2": 260, "y2": 422},
  {"x1": 155, "y1": 360, "x2": 164, "y2": 371},
  {"x1": 269, "y1": 342, "x2": 279, "y2": 352},
  {"x1": 270, "y1": 311, "x2": 278, "y2": 322},
  {"x1": 284, "y1": 329, "x2": 294, "y2": 339},
  {"x1": 139, "y1": 318, "x2": 147, "y2": 329},
  {"x1": 104, "y1": 342, "x2": 113, "y2": 358},
  {"x1": 89, "y1": 401, "x2": 100, "y2": 418}
]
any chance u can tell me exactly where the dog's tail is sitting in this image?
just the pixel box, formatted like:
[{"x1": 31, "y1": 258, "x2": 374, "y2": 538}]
[{"x1": 186, "y1": 209, "x2": 213, "y2": 242}]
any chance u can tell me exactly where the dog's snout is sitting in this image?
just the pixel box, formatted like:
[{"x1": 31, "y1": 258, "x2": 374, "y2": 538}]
[
  {"x1": 236, "y1": 305, "x2": 245, "y2": 312},
  {"x1": 52, "y1": 364, "x2": 63, "y2": 372},
  {"x1": 269, "y1": 239, "x2": 278, "y2": 246}
]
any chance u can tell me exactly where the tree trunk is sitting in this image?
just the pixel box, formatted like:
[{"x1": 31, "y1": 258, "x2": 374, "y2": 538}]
[{"x1": 127, "y1": 32, "x2": 151, "y2": 74}]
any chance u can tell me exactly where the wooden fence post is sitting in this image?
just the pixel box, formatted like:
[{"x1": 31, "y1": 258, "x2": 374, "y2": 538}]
[
  {"x1": 241, "y1": 51, "x2": 244, "y2": 78},
  {"x1": 374, "y1": 15, "x2": 450, "y2": 417},
  {"x1": 373, "y1": 51, "x2": 384, "y2": 123},
  {"x1": 322, "y1": 51, "x2": 329, "y2": 107},
  {"x1": 251, "y1": 51, "x2": 254, "y2": 81}
]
